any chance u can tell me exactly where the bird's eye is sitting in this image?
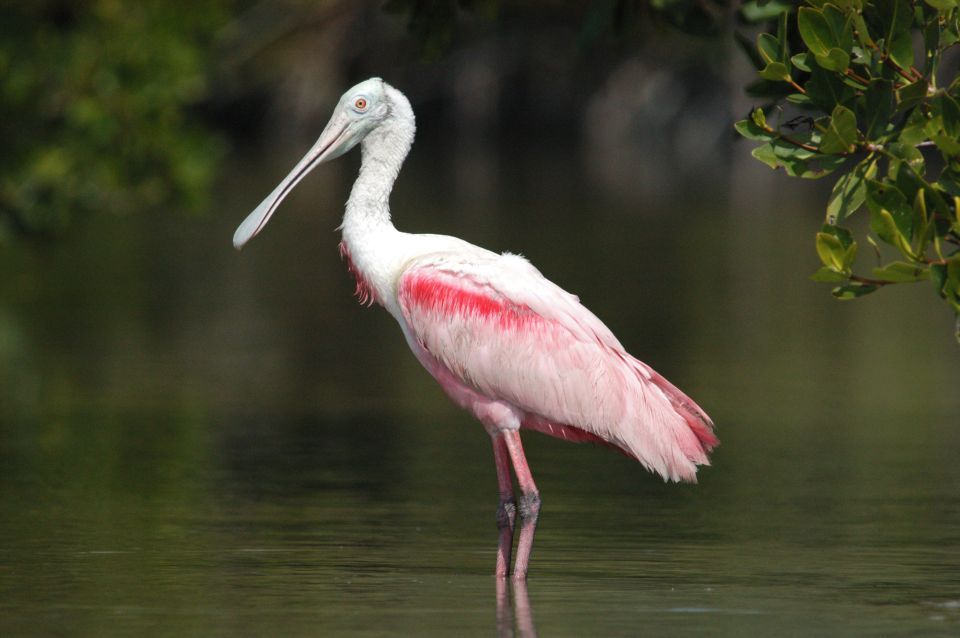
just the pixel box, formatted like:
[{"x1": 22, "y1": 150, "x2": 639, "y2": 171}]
[{"x1": 354, "y1": 97, "x2": 368, "y2": 111}]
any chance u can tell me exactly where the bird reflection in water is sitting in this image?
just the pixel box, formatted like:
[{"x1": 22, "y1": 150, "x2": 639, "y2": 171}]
[{"x1": 497, "y1": 578, "x2": 537, "y2": 638}]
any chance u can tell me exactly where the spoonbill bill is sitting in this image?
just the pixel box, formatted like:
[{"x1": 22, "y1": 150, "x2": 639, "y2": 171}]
[{"x1": 233, "y1": 78, "x2": 718, "y2": 579}]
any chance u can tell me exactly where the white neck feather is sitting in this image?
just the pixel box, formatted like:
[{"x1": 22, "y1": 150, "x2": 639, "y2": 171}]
[
  {"x1": 341, "y1": 86, "x2": 416, "y2": 240},
  {"x1": 338, "y1": 85, "x2": 417, "y2": 311}
]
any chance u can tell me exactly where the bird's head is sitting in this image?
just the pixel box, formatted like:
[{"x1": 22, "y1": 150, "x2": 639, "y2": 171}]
[{"x1": 233, "y1": 77, "x2": 405, "y2": 250}]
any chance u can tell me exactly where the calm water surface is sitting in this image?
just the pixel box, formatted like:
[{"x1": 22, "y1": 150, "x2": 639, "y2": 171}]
[
  {"x1": 2, "y1": 410, "x2": 959, "y2": 636},
  {"x1": 1, "y1": 144, "x2": 959, "y2": 635}
]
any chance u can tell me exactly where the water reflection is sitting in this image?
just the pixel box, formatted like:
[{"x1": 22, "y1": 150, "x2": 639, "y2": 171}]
[
  {"x1": 1, "y1": 406, "x2": 959, "y2": 634},
  {"x1": 497, "y1": 579, "x2": 537, "y2": 638}
]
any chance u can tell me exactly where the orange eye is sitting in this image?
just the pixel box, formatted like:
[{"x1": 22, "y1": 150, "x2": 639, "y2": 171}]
[{"x1": 354, "y1": 98, "x2": 368, "y2": 110}]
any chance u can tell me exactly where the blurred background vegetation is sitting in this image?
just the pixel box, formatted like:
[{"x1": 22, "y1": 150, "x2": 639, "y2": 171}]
[
  {"x1": 0, "y1": 0, "x2": 740, "y2": 240},
  {"x1": 0, "y1": 1, "x2": 229, "y2": 237}
]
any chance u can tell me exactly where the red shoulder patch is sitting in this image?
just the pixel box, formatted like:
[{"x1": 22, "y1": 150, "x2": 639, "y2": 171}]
[{"x1": 400, "y1": 270, "x2": 540, "y2": 330}]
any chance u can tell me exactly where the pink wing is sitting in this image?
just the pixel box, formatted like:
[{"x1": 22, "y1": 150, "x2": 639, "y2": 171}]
[{"x1": 397, "y1": 252, "x2": 717, "y2": 483}]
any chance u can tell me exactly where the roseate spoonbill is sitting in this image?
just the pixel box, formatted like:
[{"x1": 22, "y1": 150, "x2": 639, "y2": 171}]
[{"x1": 233, "y1": 78, "x2": 718, "y2": 579}]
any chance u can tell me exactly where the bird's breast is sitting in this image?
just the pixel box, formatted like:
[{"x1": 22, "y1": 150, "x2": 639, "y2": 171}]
[{"x1": 338, "y1": 239, "x2": 379, "y2": 307}]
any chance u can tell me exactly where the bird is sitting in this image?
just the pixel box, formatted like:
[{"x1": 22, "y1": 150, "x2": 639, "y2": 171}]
[{"x1": 233, "y1": 78, "x2": 718, "y2": 580}]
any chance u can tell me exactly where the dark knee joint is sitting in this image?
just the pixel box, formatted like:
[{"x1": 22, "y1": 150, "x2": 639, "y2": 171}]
[
  {"x1": 517, "y1": 493, "x2": 541, "y2": 519},
  {"x1": 496, "y1": 499, "x2": 516, "y2": 528}
]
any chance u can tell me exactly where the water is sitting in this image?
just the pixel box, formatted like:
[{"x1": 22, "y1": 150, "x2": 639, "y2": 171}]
[
  {"x1": 1, "y1": 142, "x2": 959, "y2": 635},
  {"x1": 2, "y1": 411, "x2": 959, "y2": 636}
]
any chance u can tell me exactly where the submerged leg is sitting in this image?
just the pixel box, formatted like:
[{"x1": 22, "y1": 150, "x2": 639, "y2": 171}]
[
  {"x1": 492, "y1": 432, "x2": 516, "y2": 578},
  {"x1": 502, "y1": 430, "x2": 541, "y2": 581}
]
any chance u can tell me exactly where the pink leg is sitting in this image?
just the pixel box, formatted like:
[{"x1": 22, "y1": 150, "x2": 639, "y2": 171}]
[
  {"x1": 492, "y1": 433, "x2": 516, "y2": 578},
  {"x1": 503, "y1": 430, "x2": 541, "y2": 580}
]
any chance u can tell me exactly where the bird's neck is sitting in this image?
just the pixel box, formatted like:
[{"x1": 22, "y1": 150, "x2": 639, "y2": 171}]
[
  {"x1": 341, "y1": 110, "x2": 415, "y2": 242},
  {"x1": 340, "y1": 101, "x2": 416, "y2": 308}
]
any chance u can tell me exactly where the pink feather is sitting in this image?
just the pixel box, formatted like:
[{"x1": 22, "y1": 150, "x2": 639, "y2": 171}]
[{"x1": 396, "y1": 257, "x2": 717, "y2": 483}]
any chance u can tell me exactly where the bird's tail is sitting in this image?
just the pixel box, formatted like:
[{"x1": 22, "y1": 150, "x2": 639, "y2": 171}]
[
  {"x1": 617, "y1": 355, "x2": 718, "y2": 481},
  {"x1": 643, "y1": 364, "x2": 718, "y2": 455}
]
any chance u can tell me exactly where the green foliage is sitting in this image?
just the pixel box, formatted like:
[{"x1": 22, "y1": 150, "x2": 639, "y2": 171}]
[
  {"x1": 735, "y1": 0, "x2": 960, "y2": 341},
  {"x1": 0, "y1": 1, "x2": 229, "y2": 239}
]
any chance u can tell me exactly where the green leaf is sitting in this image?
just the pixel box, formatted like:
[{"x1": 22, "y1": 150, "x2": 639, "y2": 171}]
[
  {"x1": 873, "y1": 0, "x2": 915, "y2": 69},
  {"x1": 797, "y1": 2, "x2": 855, "y2": 67},
  {"x1": 811, "y1": 266, "x2": 849, "y2": 282},
  {"x1": 943, "y1": 23, "x2": 960, "y2": 47},
  {"x1": 940, "y1": 93, "x2": 960, "y2": 137},
  {"x1": 772, "y1": 139, "x2": 818, "y2": 160},
  {"x1": 931, "y1": 262, "x2": 948, "y2": 296},
  {"x1": 822, "y1": 3, "x2": 856, "y2": 50},
  {"x1": 816, "y1": 230, "x2": 849, "y2": 271},
  {"x1": 752, "y1": 143, "x2": 780, "y2": 169},
  {"x1": 933, "y1": 258, "x2": 960, "y2": 311},
  {"x1": 863, "y1": 79, "x2": 894, "y2": 140},
  {"x1": 815, "y1": 47, "x2": 851, "y2": 72},
  {"x1": 872, "y1": 207, "x2": 916, "y2": 255},
  {"x1": 820, "y1": 222, "x2": 855, "y2": 248},
  {"x1": 886, "y1": 141, "x2": 925, "y2": 177},
  {"x1": 915, "y1": 188, "x2": 928, "y2": 226},
  {"x1": 780, "y1": 155, "x2": 817, "y2": 177},
  {"x1": 806, "y1": 64, "x2": 855, "y2": 112},
  {"x1": 749, "y1": 137, "x2": 846, "y2": 178},
  {"x1": 791, "y1": 52, "x2": 812, "y2": 72},
  {"x1": 866, "y1": 234, "x2": 883, "y2": 261},
  {"x1": 896, "y1": 80, "x2": 928, "y2": 113},
  {"x1": 819, "y1": 105, "x2": 859, "y2": 153},
  {"x1": 832, "y1": 282, "x2": 880, "y2": 299},
  {"x1": 948, "y1": 258, "x2": 960, "y2": 310},
  {"x1": 826, "y1": 160, "x2": 875, "y2": 223},
  {"x1": 798, "y1": 7, "x2": 834, "y2": 57},
  {"x1": 751, "y1": 107, "x2": 767, "y2": 128},
  {"x1": 734, "y1": 119, "x2": 775, "y2": 141},
  {"x1": 757, "y1": 33, "x2": 781, "y2": 64},
  {"x1": 759, "y1": 61, "x2": 792, "y2": 81},
  {"x1": 933, "y1": 135, "x2": 960, "y2": 157},
  {"x1": 851, "y1": 12, "x2": 875, "y2": 48},
  {"x1": 842, "y1": 240, "x2": 858, "y2": 270},
  {"x1": 924, "y1": 0, "x2": 957, "y2": 12},
  {"x1": 872, "y1": 261, "x2": 930, "y2": 282},
  {"x1": 776, "y1": 7, "x2": 790, "y2": 61},
  {"x1": 865, "y1": 179, "x2": 914, "y2": 242},
  {"x1": 899, "y1": 109, "x2": 929, "y2": 145},
  {"x1": 805, "y1": 154, "x2": 849, "y2": 178}
]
